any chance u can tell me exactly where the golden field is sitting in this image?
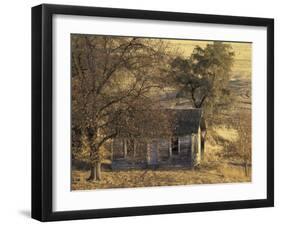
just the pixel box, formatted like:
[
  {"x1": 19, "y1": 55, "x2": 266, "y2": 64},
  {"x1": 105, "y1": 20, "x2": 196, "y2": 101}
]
[{"x1": 72, "y1": 163, "x2": 251, "y2": 190}]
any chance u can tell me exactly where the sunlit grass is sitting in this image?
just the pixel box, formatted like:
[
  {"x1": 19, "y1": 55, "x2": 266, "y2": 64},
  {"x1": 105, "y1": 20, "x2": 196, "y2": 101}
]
[{"x1": 72, "y1": 164, "x2": 251, "y2": 190}]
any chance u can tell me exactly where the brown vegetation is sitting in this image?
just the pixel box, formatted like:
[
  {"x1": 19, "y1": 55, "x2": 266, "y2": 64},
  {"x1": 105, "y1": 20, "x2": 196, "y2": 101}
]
[{"x1": 72, "y1": 164, "x2": 250, "y2": 190}]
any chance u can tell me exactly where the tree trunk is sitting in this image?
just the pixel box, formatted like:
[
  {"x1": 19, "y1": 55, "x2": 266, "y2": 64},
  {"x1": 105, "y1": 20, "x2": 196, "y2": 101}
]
[
  {"x1": 87, "y1": 162, "x2": 102, "y2": 181},
  {"x1": 96, "y1": 162, "x2": 101, "y2": 180}
]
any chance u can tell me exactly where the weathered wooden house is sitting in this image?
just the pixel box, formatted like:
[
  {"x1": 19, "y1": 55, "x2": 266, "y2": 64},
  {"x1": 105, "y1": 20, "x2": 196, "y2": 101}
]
[{"x1": 110, "y1": 109, "x2": 206, "y2": 170}]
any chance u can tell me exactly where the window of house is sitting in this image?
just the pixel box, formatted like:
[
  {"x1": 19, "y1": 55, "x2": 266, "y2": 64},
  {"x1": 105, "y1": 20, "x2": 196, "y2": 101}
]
[{"x1": 171, "y1": 138, "x2": 179, "y2": 155}]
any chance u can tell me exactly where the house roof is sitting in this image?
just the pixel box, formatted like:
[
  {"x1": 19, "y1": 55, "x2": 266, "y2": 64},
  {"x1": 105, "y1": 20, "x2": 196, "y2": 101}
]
[{"x1": 166, "y1": 109, "x2": 203, "y2": 136}]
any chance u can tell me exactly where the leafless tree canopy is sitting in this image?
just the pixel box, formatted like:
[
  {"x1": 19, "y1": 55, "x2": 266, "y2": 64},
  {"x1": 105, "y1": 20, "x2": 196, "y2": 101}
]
[{"x1": 72, "y1": 35, "x2": 172, "y2": 180}]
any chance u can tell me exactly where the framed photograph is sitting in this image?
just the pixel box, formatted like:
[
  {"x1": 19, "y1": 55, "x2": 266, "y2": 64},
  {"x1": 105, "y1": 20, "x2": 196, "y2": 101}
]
[{"x1": 32, "y1": 4, "x2": 274, "y2": 221}]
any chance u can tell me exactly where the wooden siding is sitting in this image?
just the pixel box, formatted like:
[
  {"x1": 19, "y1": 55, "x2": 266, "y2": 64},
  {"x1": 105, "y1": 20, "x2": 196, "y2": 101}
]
[
  {"x1": 112, "y1": 138, "x2": 124, "y2": 159},
  {"x1": 158, "y1": 139, "x2": 170, "y2": 161},
  {"x1": 191, "y1": 128, "x2": 201, "y2": 166},
  {"x1": 178, "y1": 136, "x2": 192, "y2": 164},
  {"x1": 112, "y1": 133, "x2": 198, "y2": 169}
]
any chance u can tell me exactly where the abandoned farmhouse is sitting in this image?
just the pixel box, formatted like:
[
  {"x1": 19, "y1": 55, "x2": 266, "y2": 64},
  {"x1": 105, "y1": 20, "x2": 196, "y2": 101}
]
[{"x1": 110, "y1": 109, "x2": 206, "y2": 170}]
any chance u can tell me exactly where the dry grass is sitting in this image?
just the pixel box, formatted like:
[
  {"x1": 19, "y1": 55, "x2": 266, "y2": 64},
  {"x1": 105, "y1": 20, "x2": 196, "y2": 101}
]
[
  {"x1": 212, "y1": 126, "x2": 238, "y2": 143},
  {"x1": 72, "y1": 125, "x2": 251, "y2": 191},
  {"x1": 71, "y1": 163, "x2": 251, "y2": 190}
]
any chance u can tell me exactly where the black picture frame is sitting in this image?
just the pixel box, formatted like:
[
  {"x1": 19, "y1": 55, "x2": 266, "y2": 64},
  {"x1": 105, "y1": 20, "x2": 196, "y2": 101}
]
[{"x1": 31, "y1": 3, "x2": 274, "y2": 222}]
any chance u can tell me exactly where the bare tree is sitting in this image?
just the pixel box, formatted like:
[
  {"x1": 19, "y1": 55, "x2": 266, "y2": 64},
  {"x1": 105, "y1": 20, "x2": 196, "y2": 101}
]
[{"x1": 71, "y1": 35, "x2": 171, "y2": 181}]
